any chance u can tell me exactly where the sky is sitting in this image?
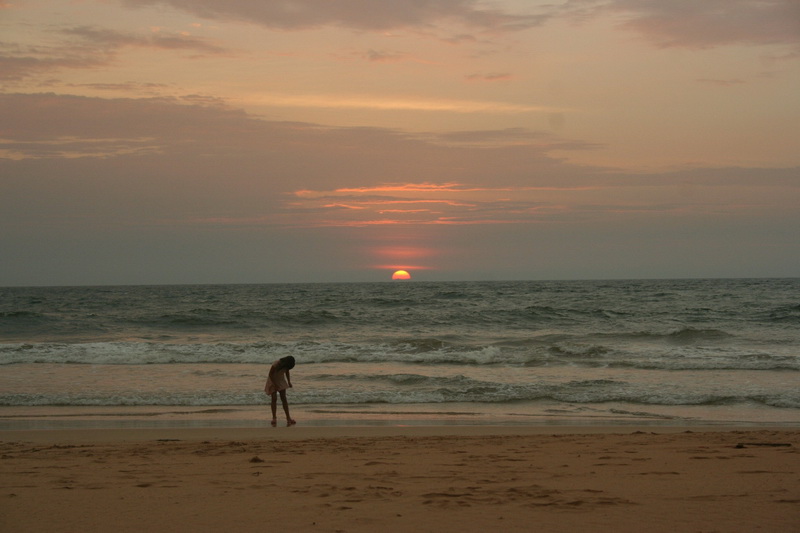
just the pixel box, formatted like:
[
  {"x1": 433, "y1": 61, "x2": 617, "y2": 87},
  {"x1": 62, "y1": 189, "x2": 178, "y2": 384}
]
[{"x1": 1, "y1": 0, "x2": 799, "y2": 285}]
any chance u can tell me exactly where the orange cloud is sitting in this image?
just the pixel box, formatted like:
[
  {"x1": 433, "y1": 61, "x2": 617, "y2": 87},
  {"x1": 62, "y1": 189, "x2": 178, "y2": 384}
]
[
  {"x1": 285, "y1": 181, "x2": 604, "y2": 228},
  {"x1": 377, "y1": 209, "x2": 432, "y2": 214},
  {"x1": 247, "y1": 94, "x2": 559, "y2": 114},
  {"x1": 333, "y1": 182, "x2": 467, "y2": 193},
  {"x1": 322, "y1": 203, "x2": 367, "y2": 210},
  {"x1": 375, "y1": 264, "x2": 434, "y2": 271}
]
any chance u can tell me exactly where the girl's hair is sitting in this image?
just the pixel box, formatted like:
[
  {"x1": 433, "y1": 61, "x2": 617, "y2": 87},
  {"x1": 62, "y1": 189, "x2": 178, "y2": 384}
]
[{"x1": 279, "y1": 355, "x2": 296, "y2": 370}]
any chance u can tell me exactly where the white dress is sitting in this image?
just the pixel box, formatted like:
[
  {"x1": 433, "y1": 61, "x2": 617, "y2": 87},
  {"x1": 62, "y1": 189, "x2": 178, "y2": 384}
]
[{"x1": 265, "y1": 363, "x2": 290, "y2": 395}]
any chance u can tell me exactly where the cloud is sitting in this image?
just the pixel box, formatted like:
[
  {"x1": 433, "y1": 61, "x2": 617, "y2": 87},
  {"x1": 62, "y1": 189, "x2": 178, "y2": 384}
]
[
  {"x1": 0, "y1": 93, "x2": 591, "y2": 213},
  {"x1": 565, "y1": 0, "x2": 800, "y2": 49},
  {"x1": 60, "y1": 25, "x2": 228, "y2": 55},
  {"x1": 247, "y1": 93, "x2": 563, "y2": 114},
  {"x1": 2, "y1": 93, "x2": 796, "y2": 231},
  {"x1": 696, "y1": 78, "x2": 746, "y2": 87},
  {"x1": 0, "y1": 25, "x2": 228, "y2": 81},
  {"x1": 465, "y1": 72, "x2": 513, "y2": 82},
  {"x1": 431, "y1": 127, "x2": 551, "y2": 144},
  {"x1": 283, "y1": 163, "x2": 800, "y2": 228},
  {"x1": 0, "y1": 93, "x2": 253, "y2": 149},
  {"x1": 418, "y1": 128, "x2": 601, "y2": 153},
  {"x1": 0, "y1": 92, "x2": 582, "y2": 167},
  {"x1": 285, "y1": 182, "x2": 600, "y2": 227},
  {"x1": 1, "y1": 92, "x2": 797, "y2": 283},
  {"x1": 440, "y1": 33, "x2": 479, "y2": 45},
  {"x1": 0, "y1": 92, "x2": 610, "y2": 239},
  {"x1": 65, "y1": 81, "x2": 173, "y2": 95},
  {"x1": 365, "y1": 49, "x2": 409, "y2": 63},
  {"x1": 0, "y1": 40, "x2": 109, "y2": 81},
  {"x1": 119, "y1": 0, "x2": 550, "y2": 32}
]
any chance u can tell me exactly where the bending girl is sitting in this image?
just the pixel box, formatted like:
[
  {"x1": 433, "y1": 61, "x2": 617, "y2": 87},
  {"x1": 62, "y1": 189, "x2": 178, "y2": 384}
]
[{"x1": 265, "y1": 355, "x2": 296, "y2": 427}]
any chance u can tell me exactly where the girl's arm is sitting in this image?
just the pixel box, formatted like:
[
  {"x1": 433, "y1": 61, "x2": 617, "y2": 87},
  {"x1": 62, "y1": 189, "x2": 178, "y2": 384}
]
[{"x1": 286, "y1": 369, "x2": 292, "y2": 388}]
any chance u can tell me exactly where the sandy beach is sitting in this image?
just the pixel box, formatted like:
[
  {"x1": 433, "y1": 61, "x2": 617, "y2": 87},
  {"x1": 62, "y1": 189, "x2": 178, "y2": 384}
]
[{"x1": 1, "y1": 426, "x2": 798, "y2": 532}]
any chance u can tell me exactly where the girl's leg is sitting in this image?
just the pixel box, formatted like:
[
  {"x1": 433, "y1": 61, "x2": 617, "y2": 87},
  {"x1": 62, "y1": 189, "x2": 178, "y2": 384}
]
[
  {"x1": 279, "y1": 390, "x2": 295, "y2": 426},
  {"x1": 270, "y1": 393, "x2": 278, "y2": 427}
]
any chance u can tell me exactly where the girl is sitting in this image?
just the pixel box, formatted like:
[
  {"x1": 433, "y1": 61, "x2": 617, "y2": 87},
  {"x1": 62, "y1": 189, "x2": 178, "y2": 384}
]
[{"x1": 265, "y1": 355, "x2": 296, "y2": 427}]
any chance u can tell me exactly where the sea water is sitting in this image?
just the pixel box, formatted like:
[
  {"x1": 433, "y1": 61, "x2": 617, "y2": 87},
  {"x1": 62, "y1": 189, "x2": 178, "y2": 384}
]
[{"x1": 1, "y1": 279, "x2": 798, "y2": 428}]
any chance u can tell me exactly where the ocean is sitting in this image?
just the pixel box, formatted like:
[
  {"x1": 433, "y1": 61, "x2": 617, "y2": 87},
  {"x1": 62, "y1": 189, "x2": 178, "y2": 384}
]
[{"x1": 1, "y1": 279, "x2": 798, "y2": 429}]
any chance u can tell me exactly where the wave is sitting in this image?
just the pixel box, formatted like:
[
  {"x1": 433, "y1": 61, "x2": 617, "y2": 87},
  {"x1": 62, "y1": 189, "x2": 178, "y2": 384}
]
[
  {"x1": 1, "y1": 308, "x2": 730, "y2": 343},
  {"x1": 127, "y1": 308, "x2": 345, "y2": 329},
  {"x1": 768, "y1": 304, "x2": 800, "y2": 323},
  {"x1": 0, "y1": 310, "x2": 56, "y2": 333},
  {"x1": 666, "y1": 328, "x2": 735, "y2": 342},
  {"x1": 3, "y1": 375, "x2": 797, "y2": 409},
  {"x1": 0, "y1": 310, "x2": 47, "y2": 319},
  {"x1": 547, "y1": 344, "x2": 610, "y2": 358},
  {"x1": 599, "y1": 328, "x2": 735, "y2": 343},
  {"x1": 155, "y1": 309, "x2": 239, "y2": 327},
  {"x1": 1, "y1": 339, "x2": 798, "y2": 371}
]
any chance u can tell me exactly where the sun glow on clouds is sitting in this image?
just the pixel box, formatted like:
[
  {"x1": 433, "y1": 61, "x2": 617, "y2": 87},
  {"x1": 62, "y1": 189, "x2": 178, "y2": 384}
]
[
  {"x1": 372, "y1": 243, "x2": 437, "y2": 275},
  {"x1": 246, "y1": 93, "x2": 562, "y2": 114},
  {"x1": 374, "y1": 245, "x2": 433, "y2": 261},
  {"x1": 288, "y1": 182, "x2": 593, "y2": 228}
]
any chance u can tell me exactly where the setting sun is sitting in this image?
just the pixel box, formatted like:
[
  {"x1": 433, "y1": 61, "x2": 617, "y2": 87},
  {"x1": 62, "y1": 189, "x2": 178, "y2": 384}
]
[{"x1": 391, "y1": 270, "x2": 411, "y2": 280}]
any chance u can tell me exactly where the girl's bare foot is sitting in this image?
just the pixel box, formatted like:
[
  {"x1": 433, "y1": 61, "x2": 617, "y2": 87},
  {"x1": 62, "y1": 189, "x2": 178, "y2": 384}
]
[
  {"x1": 270, "y1": 419, "x2": 277, "y2": 427},
  {"x1": 287, "y1": 419, "x2": 296, "y2": 426}
]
